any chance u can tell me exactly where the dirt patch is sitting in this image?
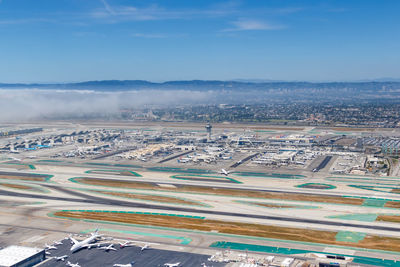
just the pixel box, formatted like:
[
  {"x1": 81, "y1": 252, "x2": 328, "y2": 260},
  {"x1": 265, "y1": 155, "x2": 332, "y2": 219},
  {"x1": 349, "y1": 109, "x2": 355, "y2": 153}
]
[
  {"x1": 93, "y1": 190, "x2": 203, "y2": 206},
  {"x1": 54, "y1": 211, "x2": 400, "y2": 252},
  {"x1": 329, "y1": 127, "x2": 375, "y2": 132},
  {"x1": 376, "y1": 215, "x2": 400, "y2": 223},
  {"x1": 384, "y1": 201, "x2": 400, "y2": 208},
  {"x1": 74, "y1": 178, "x2": 363, "y2": 205},
  {"x1": 391, "y1": 189, "x2": 400, "y2": 194},
  {"x1": 359, "y1": 235, "x2": 400, "y2": 252},
  {"x1": 0, "y1": 174, "x2": 45, "y2": 182},
  {"x1": 0, "y1": 183, "x2": 33, "y2": 190}
]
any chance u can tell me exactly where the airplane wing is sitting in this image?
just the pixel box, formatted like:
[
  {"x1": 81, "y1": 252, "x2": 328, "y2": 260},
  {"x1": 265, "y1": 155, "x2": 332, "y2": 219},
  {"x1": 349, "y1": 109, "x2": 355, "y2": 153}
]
[
  {"x1": 84, "y1": 243, "x2": 101, "y2": 249},
  {"x1": 69, "y1": 237, "x2": 79, "y2": 245}
]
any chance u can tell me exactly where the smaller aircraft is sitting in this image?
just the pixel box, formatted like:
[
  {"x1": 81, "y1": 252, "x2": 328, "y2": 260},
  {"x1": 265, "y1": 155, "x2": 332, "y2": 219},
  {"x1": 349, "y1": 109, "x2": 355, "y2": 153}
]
[
  {"x1": 45, "y1": 244, "x2": 57, "y2": 250},
  {"x1": 219, "y1": 169, "x2": 230, "y2": 176},
  {"x1": 140, "y1": 243, "x2": 149, "y2": 251},
  {"x1": 66, "y1": 261, "x2": 81, "y2": 267},
  {"x1": 98, "y1": 244, "x2": 117, "y2": 251},
  {"x1": 9, "y1": 156, "x2": 21, "y2": 161},
  {"x1": 53, "y1": 241, "x2": 63, "y2": 246},
  {"x1": 119, "y1": 241, "x2": 134, "y2": 248},
  {"x1": 54, "y1": 255, "x2": 68, "y2": 261},
  {"x1": 164, "y1": 263, "x2": 180, "y2": 267},
  {"x1": 113, "y1": 261, "x2": 135, "y2": 267}
]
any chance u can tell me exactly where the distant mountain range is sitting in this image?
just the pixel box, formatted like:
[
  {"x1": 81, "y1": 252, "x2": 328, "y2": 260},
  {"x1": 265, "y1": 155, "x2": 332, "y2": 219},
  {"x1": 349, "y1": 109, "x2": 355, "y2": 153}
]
[{"x1": 1, "y1": 80, "x2": 400, "y2": 92}]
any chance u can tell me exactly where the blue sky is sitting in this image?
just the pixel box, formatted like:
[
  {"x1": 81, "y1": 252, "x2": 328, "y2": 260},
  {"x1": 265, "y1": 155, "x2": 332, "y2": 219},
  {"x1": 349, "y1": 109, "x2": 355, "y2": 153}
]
[{"x1": 0, "y1": 0, "x2": 399, "y2": 82}]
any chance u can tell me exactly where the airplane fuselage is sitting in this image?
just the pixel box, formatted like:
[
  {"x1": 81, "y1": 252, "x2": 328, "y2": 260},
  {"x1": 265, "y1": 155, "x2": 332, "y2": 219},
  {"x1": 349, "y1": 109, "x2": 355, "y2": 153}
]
[{"x1": 70, "y1": 235, "x2": 98, "y2": 252}]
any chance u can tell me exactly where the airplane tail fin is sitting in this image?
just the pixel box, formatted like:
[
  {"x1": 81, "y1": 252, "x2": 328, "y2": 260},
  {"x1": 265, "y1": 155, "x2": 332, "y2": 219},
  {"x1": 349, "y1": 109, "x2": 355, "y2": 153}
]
[{"x1": 92, "y1": 228, "x2": 99, "y2": 236}]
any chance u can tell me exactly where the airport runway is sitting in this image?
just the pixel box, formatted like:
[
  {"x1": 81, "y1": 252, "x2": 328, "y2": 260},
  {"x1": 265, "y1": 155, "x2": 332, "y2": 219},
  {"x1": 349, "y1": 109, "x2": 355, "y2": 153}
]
[{"x1": 2, "y1": 185, "x2": 400, "y2": 234}]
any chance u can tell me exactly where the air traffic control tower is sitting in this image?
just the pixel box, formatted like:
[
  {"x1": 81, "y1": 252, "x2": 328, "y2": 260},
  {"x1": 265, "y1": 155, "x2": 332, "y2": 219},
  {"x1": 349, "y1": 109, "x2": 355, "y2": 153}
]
[{"x1": 205, "y1": 123, "x2": 212, "y2": 141}]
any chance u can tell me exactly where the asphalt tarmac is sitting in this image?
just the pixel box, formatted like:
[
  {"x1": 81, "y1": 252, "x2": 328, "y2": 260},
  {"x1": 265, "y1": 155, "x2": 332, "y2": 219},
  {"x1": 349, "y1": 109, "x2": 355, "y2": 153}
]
[{"x1": 41, "y1": 240, "x2": 225, "y2": 267}]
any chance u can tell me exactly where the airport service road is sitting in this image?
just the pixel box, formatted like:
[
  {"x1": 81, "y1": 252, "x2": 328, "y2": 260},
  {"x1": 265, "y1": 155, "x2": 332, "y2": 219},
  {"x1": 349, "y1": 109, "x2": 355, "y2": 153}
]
[{"x1": 2, "y1": 186, "x2": 400, "y2": 235}]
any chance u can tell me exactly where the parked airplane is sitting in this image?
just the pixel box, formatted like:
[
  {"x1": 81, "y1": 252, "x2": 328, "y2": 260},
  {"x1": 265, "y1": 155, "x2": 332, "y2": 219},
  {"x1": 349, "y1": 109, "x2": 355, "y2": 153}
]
[
  {"x1": 54, "y1": 255, "x2": 68, "y2": 261},
  {"x1": 70, "y1": 229, "x2": 102, "y2": 253},
  {"x1": 45, "y1": 244, "x2": 57, "y2": 250},
  {"x1": 113, "y1": 261, "x2": 135, "y2": 267},
  {"x1": 140, "y1": 243, "x2": 149, "y2": 251},
  {"x1": 98, "y1": 244, "x2": 116, "y2": 251},
  {"x1": 9, "y1": 156, "x2": 21, "y2": 161},
  {"x1": 66, "y1": 261, "x2": 81, "y2": 267},
  {"x1": 219, "y1": 169, "x2": 230, "y2": 176},
  {"x1": 119, "y1": 241, "x2": 135, "y2": 248},
  {"x1": 164, "y1": 263, "x2": 180, "y2": 267},
  {"x1": 53, "y1": 241, "x2": 63, "y2": 246}
]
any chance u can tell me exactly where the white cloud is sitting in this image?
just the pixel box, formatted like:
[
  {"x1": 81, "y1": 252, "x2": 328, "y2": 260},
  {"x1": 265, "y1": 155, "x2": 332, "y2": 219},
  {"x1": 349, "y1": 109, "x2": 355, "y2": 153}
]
[
  {"x1": 92, "y1": 1, "x2": 182, "y2": 21},
  {"x1": 224, "y1": 19, "x2": 284, "y2": 31}
]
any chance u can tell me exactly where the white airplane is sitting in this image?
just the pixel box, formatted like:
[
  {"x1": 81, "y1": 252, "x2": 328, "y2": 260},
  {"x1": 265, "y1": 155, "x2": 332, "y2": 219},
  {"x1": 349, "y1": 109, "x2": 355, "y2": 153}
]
[
  {"x1": 66, "y1": 261, "x2": 81, "y2": 267},
  {"x1": 45, "y1": 243, "x2": 57, "y2": 250},
  {"x1": 54, "y1": 255, "x2": 68, "y2": 261},
  {"x1": 113, "y1": 261, "x2": 135, "y2": 267},
  {"x1": 164, "y1": 263, "x2": 180, "y2": 267},
  {"x1": 220, "y1": 169, "x2": 230, "y2": 176},
  {"x1": 98, "y1": 244, "x2": 116, "y2": 251},
  {"x1": 140, "y1": 243, "x2": 149, "y2": 251},
  {"x1": 70, "y1": 229, "x2": 102, "y2": 253},
  {"x1": 119, "y1": 241, "x2": 135, "y2": 248},
  {"x1": 9, "y1": 156, "x2": 21, "y2": 161},
  {"x1": 53, "y1": 241, "x2": 63, "y2": 246}
]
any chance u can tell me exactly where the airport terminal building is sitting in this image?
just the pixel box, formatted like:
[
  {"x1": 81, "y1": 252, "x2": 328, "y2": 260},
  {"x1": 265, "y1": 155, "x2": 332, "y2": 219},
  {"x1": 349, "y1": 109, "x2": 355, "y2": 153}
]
[{"x1": 0, "y1": 246, "x2": 45, "y2": 267}]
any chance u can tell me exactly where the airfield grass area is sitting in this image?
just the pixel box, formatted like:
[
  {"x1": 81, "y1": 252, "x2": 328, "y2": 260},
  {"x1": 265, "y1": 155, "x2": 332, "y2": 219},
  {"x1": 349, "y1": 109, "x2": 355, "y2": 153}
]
[
  {"x1": 90, "y1": 190, "x2": 204, "y2": 206},
  {"x1": 71, "y1": 177, "x2": 364, "y2": 205},
  {"x1": 54, "y1": 210, "x2": 400, "y2": 252}
]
